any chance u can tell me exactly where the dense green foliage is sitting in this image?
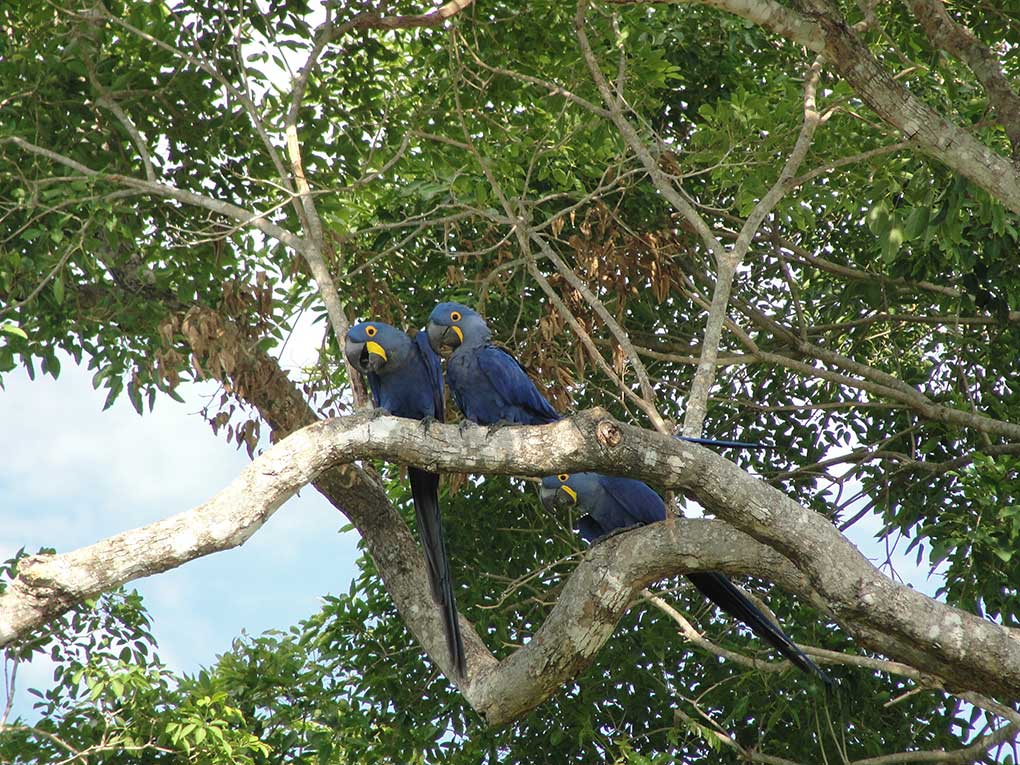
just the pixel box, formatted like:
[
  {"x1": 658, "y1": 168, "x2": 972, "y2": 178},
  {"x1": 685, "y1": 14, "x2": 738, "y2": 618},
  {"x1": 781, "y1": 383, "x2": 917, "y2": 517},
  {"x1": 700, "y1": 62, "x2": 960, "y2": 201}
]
[{"x1": 3, "y1": 0, "x2": 1020, "y2": 761}]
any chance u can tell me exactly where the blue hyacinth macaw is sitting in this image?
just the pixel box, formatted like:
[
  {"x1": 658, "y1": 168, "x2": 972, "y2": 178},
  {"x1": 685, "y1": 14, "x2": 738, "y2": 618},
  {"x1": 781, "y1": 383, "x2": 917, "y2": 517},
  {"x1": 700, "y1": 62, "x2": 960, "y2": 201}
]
[
  {"x1": 540, "y1": 472, "x2": 832, "y2": 685},
  {"x1": 426, "y1": 302, "x2": 560, "y2": 426},
  {"x1": 425, "y1": 303, "x2": 760, "y2": 452},
  {"x1": 344, "y1": 321, "x2": 465, "y2": 676}
]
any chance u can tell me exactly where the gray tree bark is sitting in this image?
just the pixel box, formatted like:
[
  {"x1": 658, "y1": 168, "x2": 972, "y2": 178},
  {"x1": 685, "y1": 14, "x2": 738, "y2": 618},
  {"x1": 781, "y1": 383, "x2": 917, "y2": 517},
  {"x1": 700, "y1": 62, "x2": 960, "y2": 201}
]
[{"x1": 3, "y1": 411, "x2": 1018, "y2": 724}]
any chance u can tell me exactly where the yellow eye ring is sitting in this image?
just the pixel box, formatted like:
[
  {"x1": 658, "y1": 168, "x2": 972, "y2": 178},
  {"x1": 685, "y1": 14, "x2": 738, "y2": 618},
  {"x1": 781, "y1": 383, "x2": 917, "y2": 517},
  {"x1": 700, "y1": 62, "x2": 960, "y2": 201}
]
[
  {"x1": 365, "y1": 325, "x2": 377, "y2": 337},
  {"x1": 450, "y1": 310, "x2": 462, "y2": 322},
  {"x1": 557, "y1": 473, "x2": 569, "y2": 482}
]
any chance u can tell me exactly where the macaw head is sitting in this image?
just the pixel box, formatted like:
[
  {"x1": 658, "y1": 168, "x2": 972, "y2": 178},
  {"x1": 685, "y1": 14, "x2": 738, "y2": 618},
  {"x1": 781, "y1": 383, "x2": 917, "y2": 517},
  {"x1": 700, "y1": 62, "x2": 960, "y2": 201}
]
[
  {"x1": 344, "y1": 321, "x2": 412, "y2": 375},
  {"x1": 539, "y1": 471, "x2": 600, "y2": 512},
  {"x1": 427, "y1": 302, "x2": 491, "y2": 354}
]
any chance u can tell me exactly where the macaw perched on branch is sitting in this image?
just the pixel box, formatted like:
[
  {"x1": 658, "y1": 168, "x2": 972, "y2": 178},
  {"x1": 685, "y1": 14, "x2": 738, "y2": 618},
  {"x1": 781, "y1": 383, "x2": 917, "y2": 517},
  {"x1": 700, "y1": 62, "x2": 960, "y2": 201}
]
[
  {"x1": 426, "y1": 302, "x2": 760, "y2": 448},
  {"x1": 426, "y1": 301, "x2": 560, "y2": 426},
  {"x1": 344, "y1": 321, "x2": 465, "y2": 676},
  {"x1": 540, "y1": 472, "x2": 833, "y2": 685},
  {"x1": 425, "y1": 301, "x2": 802, "y2": 680}
]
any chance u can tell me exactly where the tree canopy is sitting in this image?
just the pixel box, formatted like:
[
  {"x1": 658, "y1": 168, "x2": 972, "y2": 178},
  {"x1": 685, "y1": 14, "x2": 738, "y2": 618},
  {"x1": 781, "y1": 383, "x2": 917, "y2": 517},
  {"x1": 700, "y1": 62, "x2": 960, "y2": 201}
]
[{"x1": 2, "y1": 0, "x2": 1020, "y2": 762}]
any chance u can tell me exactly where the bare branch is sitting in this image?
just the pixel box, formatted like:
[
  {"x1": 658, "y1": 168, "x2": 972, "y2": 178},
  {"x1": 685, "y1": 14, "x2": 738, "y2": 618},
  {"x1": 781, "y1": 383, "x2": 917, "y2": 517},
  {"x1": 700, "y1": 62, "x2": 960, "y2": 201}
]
[
  {"x1": 87, "y1": 70, "x2": 156, "y2": 183},
  {"x1": 460, "y1": 41, "x2": 610, "y2": 117},
  {"x1": 3, "y1": 137, "x2": 309, "y2": 255},
  {"x1": 4, "y1": 411, "x2": 1020, "y2": 720},
  {"x1": 643, "y1": 589, "x2": 801, "y2": 674},
  {"x1": 0, "y1": 240, "x2": 76, "y2": 320},
  {"x1": 674, "y1": 706, "x2": 808, "y2": 765},
  {"x1": 440, "y1": 54, "x2": 666, "y2": 428},
  {"x1": 529, "y1": 232, "x2": 668, "y2": 430},
  {"x1": 849, "y1": 721, "x2": 1019, "y2": 765},
  {"x1": 95, "y1": 2, "x2": 297, "y2": 200},
  {"x1": 605, "y1": 0, "x2": 825, "y2": 53},
  {"x1": 526, "y1": 255, "x2": 665, "y2": 424},
  {"x1": 606, "y1": 0, "x2": 1020, "y2": 212},
  {"x1": 789, "y1": 140, "x2": 914, "y2": 190},
  {"x1": 683, "y1": 56, "x2": 823, "y2": 437},
  {"x1": 574, "y1": 1, "x2": 726, "y2": 262},
  {"x1": 0, "y1": 412, "x2": 814, "y2": 725}
]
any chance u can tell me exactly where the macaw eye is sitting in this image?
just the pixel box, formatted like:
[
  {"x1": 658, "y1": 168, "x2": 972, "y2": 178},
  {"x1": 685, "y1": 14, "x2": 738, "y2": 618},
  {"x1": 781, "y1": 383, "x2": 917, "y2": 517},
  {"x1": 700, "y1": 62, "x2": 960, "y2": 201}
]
[
  {"x1": 365, "y1": 325, "x2": 377, "y2": 337},
  {"x1": 557, "y1": 473, "x2": 569, "y2": 482},
  {"x1": 450, "y1": 310, "x2": 462, "y2": 322}
]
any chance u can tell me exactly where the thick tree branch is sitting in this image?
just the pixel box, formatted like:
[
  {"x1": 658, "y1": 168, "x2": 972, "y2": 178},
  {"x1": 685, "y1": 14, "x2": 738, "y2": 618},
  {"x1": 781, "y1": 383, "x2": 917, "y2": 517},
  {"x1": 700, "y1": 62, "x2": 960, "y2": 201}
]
[
  {"x1": 607, "y1": 0, "x2": 825, "y2": 53},
  {"x1": 805, "y1": 0, "x2": 1020, "y2": 212},
  {"x1": 904, "y1": 0, "x2": 1020, "y2": 159},
  {"x1": 0, "y1": 412, "x2": 811, "y2": 725},
  {"x1": 610, "y1": 0, "x2": 1020, "y2": 213},
  {"x1": 4, "y1": 412, "x2": 1020, "y2": 722},
  {"x1": 171, "y1": 304, "x2": 495, "y2": 692}
]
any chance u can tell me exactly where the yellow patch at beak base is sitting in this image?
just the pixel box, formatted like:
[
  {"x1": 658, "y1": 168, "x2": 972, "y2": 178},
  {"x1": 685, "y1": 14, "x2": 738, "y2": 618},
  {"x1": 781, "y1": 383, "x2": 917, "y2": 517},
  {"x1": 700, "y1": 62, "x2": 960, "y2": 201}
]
[
  {"x1": 451, "y1": 325, "x2": 464, "y2": 343},
  {"x1": 366, "y1": 341, "x2": 387, "y2": 361},
  {"x1": 560, "y1": 485, "x2": 577, "y2": 503}
]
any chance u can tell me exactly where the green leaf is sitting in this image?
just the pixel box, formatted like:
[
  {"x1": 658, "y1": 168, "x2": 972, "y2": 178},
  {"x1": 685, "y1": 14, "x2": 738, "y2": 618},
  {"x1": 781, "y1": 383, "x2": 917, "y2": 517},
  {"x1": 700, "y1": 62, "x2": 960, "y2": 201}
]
[
  {"x1": 0, "y1": 323, "x2": 27, "y2": 340},
  {"x1": 904, "y1": 206, "x2": 930, "y2": 240},
  {"x1": 127, "y1": 380, "x2": 143, "y2": 415}
]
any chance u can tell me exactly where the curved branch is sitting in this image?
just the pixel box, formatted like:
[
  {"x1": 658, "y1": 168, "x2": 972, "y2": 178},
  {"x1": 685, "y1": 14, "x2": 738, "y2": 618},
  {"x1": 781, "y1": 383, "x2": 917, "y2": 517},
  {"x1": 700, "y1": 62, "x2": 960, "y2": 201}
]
[
  {"x1": 684, "y1": 57, "x2": 823, "y2": 437},
  {"x1": 850, "y1": 721, "x2": 1019, "y2": 765},
  {"x1": 606, "y1": 0, "x2": 825, "y2": 53},
  {"x1": 0, "y1": 412, "x2": 809, "y2": 725},
  {"x1": 3, "y1": 412, "x2": 1020, "y2": 724},
  {"x1": 574, "y1": 1, "x2": 725, "y2": 262}
]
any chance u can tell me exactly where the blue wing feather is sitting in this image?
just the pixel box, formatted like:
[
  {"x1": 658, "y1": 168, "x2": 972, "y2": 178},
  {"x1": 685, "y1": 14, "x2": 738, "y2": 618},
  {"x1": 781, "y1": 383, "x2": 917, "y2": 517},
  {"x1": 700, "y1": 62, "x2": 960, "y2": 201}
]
[
  {"x1": 475, "y1": 345, "x2": 560, "y2": 424},
  {"x1": 415, "y1": 330, "x2": 444, "y2": 422},
  {"x1": 679, "y1": 435, "x2": 764, "y2": 449},
  {"x1": 577, "y1": 515, "x2": 605, "y2": 543},
  {"x1": 582, "y1": 476, "x2": 833, "y2": 685},
  {"x1": 598, "y1": 476, "x2": 667, "y2": 527}
]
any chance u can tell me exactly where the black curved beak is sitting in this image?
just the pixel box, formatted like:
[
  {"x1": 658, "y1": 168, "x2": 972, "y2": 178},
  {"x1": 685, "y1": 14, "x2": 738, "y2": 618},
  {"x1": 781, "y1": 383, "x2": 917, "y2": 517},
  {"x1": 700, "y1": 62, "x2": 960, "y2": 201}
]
[
  {"x1": 539, "y1": 483, "x2": 557, "y2": 512},
  {"x1": 539, "y1": 483, "x2": 576, "y2": 512},
  {"x1": 344, "y1": 338, "x2": 387, "y2": 374},
  {"x1": 427, "y1": 320, "x2": 462, "y2": 355},
  {"x1": 343, "y1": 338, "x2": 365, "y2": 373}
]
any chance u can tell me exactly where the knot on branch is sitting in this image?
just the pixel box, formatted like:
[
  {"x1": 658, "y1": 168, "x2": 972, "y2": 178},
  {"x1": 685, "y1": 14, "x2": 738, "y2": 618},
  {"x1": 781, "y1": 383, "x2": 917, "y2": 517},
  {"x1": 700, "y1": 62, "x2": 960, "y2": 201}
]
[
  {"x1": 16, "y1": 554, "x2": 77, "y2": 612},
  {"x1": 595, "y1": 419, "x2": 622, "y2": 448},
  {"x1": 18, "y1": 553, "x2": 55, "y2": 580}
]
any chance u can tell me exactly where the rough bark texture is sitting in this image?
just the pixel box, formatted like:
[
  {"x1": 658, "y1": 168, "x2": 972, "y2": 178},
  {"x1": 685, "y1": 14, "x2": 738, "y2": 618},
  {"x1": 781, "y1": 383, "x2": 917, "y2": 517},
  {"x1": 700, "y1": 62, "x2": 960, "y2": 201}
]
[
  {"x1": 3, "y1": 411, "x2": 1019, "y2": 723},
  {"x1": 811, "y1": 7, "x2": 1020, "y2": 211}
]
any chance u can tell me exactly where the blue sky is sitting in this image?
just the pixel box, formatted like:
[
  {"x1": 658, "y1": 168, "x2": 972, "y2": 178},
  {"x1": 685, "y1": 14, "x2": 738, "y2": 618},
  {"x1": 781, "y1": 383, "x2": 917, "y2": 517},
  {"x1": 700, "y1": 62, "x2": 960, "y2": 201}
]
[{"x1": 0, "y1": 323, "x2": 361, "y2": 721}]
